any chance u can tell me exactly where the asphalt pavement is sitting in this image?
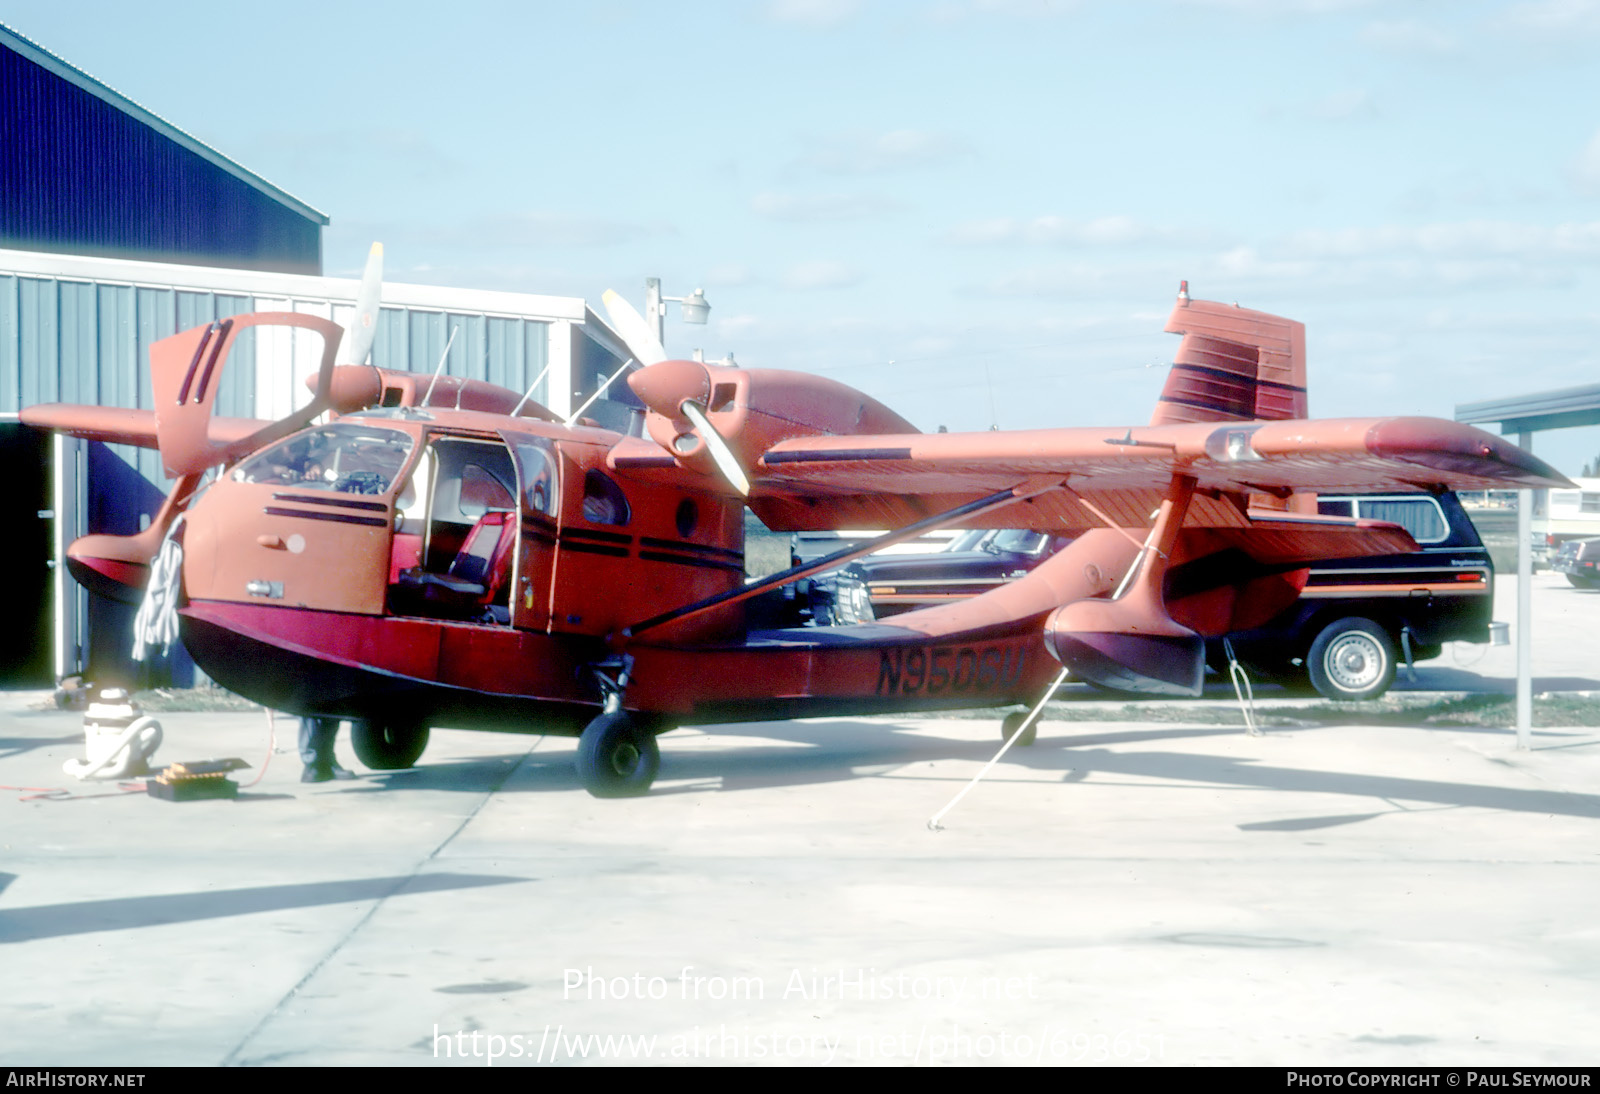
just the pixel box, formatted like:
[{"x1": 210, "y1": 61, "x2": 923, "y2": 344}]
[{"x1": 1, "y1": 573, "x2": 1598, "y2": 1067}]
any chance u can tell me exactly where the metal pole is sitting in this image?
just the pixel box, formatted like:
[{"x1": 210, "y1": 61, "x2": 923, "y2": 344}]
[
  {"x1": 645, "y1": 277, "x2": 664, "y2": 346},
  {"x1": 1515, "y1": 424, "x2": 1533, "y2": 747}
]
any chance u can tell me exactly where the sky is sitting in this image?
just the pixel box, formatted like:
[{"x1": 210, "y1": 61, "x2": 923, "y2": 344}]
[{"x1": 8, "y1": 0, "x2": 1600, "y2": 472}]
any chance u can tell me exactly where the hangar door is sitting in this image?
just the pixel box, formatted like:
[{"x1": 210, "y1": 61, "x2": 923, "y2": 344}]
[{"x1": 0, "y1": 423, "x2": 55, "y2": 685}]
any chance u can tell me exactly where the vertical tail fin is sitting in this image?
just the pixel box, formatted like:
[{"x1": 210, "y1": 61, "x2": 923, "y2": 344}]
[{"x1": 1149, "y1": 282, "x2": 1307, "y2": 427}]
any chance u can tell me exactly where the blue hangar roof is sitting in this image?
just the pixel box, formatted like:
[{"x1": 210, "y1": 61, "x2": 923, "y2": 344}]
[{"x1": 1, "y1": 23, "x2": 328, "y2": 274}]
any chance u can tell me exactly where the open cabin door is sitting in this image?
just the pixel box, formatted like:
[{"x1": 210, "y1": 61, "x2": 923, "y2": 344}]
[{"x1": 501, "y1": 430, "x2": 560, "y2": 632}]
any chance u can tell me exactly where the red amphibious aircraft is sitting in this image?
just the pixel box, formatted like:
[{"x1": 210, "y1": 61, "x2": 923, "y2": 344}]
[{"x1": 23, "y1": 269, "x2": 1570, "y2": 796}]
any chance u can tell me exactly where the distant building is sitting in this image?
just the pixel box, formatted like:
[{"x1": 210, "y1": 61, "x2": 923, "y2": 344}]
[{"x1": 1, "y1": 23, "x2": 326, "y2": 274}]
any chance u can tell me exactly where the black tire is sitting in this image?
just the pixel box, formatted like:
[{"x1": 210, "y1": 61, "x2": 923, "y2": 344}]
[
  {"x1": 1306, "y1": 618, "x2": 1395, "y2": 701},
  {"x1": 351, "y1": 719, "x2": 430, "y2": 770},
  {"x1": 1565, "y1": 574, "x2": 1600, "y2": 590},
  {"x1": 577, "y1": 711, "x2": 660, "y2": 798},
  {"x1": 1000, "y1": 711, "x2": 1037, "y2": 747}
]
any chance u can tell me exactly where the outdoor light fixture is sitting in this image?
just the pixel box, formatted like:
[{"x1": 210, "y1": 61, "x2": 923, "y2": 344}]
[
  {"x1": 645, "y1": 277, "x2": 712, "y2": 343},
  {"x1": 678, "y1": 288, "x2": 710, "y2": 325}
]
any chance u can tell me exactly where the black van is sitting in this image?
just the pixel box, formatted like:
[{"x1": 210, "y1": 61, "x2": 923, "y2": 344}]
[{"x1": 1214, "y1": 493, "x2": 1493, "y2": 700}]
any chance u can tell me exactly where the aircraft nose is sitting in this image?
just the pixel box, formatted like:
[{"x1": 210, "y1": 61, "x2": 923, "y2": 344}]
[{"x1": 628, "y1": 359, "x2": 712, "y2": 417}]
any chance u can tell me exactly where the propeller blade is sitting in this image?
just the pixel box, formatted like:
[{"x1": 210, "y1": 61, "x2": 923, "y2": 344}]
[
  {"x1": 341, "y1": 242, "x2": 384, "y2": 366},
  {"x1": 680, "y1": 399, "x2": 750, "y2": 496},
  {"x1": 601, "y1": 289, "x2": 669, "y2": 367}
]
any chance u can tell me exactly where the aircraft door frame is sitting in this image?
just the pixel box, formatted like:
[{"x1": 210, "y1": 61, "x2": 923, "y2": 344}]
[
  {"x1": 500, "y1": 430, "x2": 560, "y2": 632},
  {"x1": 53, "y1": 433, "x2": 85, "y2": 679}
]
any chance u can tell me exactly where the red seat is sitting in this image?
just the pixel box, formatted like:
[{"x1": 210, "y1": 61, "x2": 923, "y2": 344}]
[{"x1": 393, "y1": 511, "x2": 515, "y2": 619}]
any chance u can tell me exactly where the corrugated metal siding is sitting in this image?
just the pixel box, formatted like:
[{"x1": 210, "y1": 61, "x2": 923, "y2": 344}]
[
  {"x1": 1, "y1": 268, "x2": 556, "y2": 435},
  {"x1": 0, "y1": 46, "x2": 322, "y2": 274}
]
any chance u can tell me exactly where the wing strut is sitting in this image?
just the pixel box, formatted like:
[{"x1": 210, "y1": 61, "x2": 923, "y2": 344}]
[
  {"x1": 1044, "y1": 472, "x2": 1207, "y2": 696},
  {"x1": 622, "y1": 480, "x2": 1065, "y2": 640}
]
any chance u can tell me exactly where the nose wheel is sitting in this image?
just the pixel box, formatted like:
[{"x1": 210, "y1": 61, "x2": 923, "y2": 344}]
[
  {"x1": 351, "y1": 717, "x2": 430, "y2": 770},
  {"x1": 576, "y1": 711, "x2": 661, "y2": 798}
]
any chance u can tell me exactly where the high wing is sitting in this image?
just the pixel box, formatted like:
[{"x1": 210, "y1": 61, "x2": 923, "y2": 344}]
[
  {"x1": 610, "y1": 391, "x2": 1569, "y2": 535},
  {"x1": 739, "y1": 415, "x2": 1567, "y2": 533}
]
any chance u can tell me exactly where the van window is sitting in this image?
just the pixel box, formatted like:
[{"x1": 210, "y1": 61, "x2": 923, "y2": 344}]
[{"x1": 1354, "y1": 497, "x2": 1447, "y2": 544}]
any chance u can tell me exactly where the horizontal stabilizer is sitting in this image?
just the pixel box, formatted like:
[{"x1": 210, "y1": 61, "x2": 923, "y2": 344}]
[{"x1": 21, "y1": 404, "x2": 269, "y2": 453}]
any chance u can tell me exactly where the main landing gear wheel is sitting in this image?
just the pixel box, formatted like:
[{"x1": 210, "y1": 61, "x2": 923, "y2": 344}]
[
  {"x1": 1000, "y1": 711, "x2": 1037, "y2": 747},
  {"x1": 351, "y1": 719, "x2": 430, "y2": 770},
  {"x1": 1307, "y1": 618, "x2": 1395, "y2": 702},
  {"x1": 577, "y1": 711, "x2": 660, "y2": 798}
]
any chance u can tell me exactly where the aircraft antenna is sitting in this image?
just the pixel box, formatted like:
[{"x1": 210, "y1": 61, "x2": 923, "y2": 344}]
[
  {"x1": 985, "y1": 362, "x2": 998, "y2": 430},
  {"x1": 511, "y1": 363, "x2": 555, "y2": 417},
  {"x1": 420, "y1": 325, "x2": 460, "y2": 408},
  {"x1": 565, "y1": 357, "x2": 636, "y2": 426}
]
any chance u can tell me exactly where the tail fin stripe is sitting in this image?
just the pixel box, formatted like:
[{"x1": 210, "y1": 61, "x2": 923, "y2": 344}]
[
  {"x1": 194, "y1": 318, "x2": 234, "y2": 404},
  {"x1": 1167, "y1": 363, "x2": 1306, "y2": 395},
  {"x1": 176, "y1": 325, "x2": 214, "y2": 406}
]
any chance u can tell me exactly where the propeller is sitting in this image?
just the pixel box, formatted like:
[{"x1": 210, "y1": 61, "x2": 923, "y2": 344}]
[
  {"x1": 600, "y1": 289, "x2": 668, "y2": 366},
  {"x1": 604, "y1": 289, "x2": 750, "y2": 495},
  {"x1": 341, "y1": 242, "x2": 384, "y2": 366},
  {"x1": 680, "y1": 399, "x2": 750, "y2": 496}
]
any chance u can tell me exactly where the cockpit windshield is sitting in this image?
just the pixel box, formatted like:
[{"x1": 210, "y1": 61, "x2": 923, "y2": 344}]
[{"x1": 232, "y1": 424, "x2": 415, "y2": 496}]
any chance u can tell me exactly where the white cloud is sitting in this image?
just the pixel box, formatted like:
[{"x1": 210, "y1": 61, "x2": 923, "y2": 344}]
[
  {"x1": 797, "y1": 129, "x2": 968, "y2": 175},
  {"x1": 256, "y1": 126, "x2": 459, "y2": 183},
  {"x1": 751, "y1": 191, "x2": 900, "y2": 221},
  {"x1": 945, "y1": 214, "x2": 1208, "y2": 247},
  {"x1": 965, "y1": 219, "x2": 1600, "y2": 301},
  {"x1": 1358, "y1": 19, "x2": 1457, "y2": 53},
  {"x1": 766, "y1": 0, "x2": 861, "y2": 28},
  {"x1": 1307, "y1": 88, "x2": 1379, "y2": 122},
  {"x1": 780, "y1": 260, "x2": 864, "y2": 290},
  {"x1": 1172, "y1": 0, "x2": 1380, "y2": 12},
  {"x1": 347, "y1": 212, "x2": 664, "y2": 251},
  {"x1": 703, "y1": 263, "x2": 759, "y2": 287},
  {"x1": 1282, "y1": 221, "x2": 1600, "y2": 258},
  {"x1": 713, "y1": 314, "x2": 762, "y2": 337},
  {"x1": 969, "y1": 261, "x2": 1123, "y2": 297},
  {"x1": 1498, "y1": 0, "x2": 1600, "y2": 36},
  {"x1": 448, "y1": 212, "x2": 664, "y2": 249},
  {"x1": 1574, "y1": 130, "x2": 1600, "y2": 195},
  {"x1": 925, "y1": 0, "x2": 1081, "y2": 21}
]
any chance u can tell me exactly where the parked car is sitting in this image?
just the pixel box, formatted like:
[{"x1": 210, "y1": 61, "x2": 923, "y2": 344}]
[
  {"x1": 809, "y1": 528, "x2": 1074, "y2": 625},
  {"x1": 1553, "y1": 537, "x2": 1600, "y2": 589},
  {"x1": 805, "y1": 493, "x2": 1496, "y2": 702}
]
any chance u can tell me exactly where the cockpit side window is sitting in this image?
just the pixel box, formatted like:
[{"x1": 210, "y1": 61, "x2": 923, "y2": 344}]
[
  {"x1": 581, "y1": 470, "x2": 631, "y2": 526},
  {"x1": 513, "y1": 441, "x2": 558, "y2": 517},
  {"x1": 460, "y1": 463, "x2": 516, "y2": 518},
  {"x1": 427, "y1": 438, "x2": 518, "y2": 524},
  {"x1": 232, "y1": 425, "x2": 414, "y2": 495}
]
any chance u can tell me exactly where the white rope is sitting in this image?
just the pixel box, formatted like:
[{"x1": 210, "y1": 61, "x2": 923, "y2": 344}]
[
  {"x1": 927, "y1": 665, "x2": 1069, "y2": 831},
  {"x1": 133, "y1": 516, "x2": 185, "y2": 661},
  {"x1": 1222, "y1": 637, "x2": 1261, "y2": 737}
]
